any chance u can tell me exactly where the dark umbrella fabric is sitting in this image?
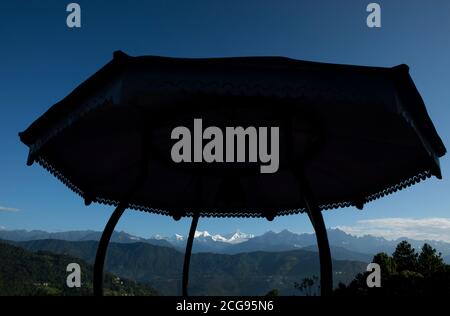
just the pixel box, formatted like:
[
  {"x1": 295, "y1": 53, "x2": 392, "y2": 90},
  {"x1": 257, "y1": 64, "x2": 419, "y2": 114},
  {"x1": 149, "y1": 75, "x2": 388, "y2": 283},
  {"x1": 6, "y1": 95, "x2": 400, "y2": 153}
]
[{"x1": 19, "y1": 51, "x2": 446, "y2": 296}]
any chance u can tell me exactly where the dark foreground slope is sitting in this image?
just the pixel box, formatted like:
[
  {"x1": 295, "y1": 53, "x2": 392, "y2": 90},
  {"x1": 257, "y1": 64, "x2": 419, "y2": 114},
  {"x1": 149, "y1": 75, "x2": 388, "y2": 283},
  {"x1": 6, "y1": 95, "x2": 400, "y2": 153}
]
[
  {"x1": 0, "y1": 241, "x2": 157, "y2": 296},
  {"x1": 16, "y1": 239, "x2": 366, "y2": 295}
]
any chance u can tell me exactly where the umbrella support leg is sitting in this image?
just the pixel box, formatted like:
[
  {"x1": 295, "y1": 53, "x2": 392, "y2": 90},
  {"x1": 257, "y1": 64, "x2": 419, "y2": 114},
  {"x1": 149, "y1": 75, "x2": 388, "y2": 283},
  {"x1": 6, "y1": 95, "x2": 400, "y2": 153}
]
[
  {"x1": 93, "y1": 202, "x2": 127, "y2": 296},
  {"x1": 182, "y1": 212, "x2": 200, "y2": 296},
  {"x1": 299, "y1": 175, "x2": 333, "y2": 296}
]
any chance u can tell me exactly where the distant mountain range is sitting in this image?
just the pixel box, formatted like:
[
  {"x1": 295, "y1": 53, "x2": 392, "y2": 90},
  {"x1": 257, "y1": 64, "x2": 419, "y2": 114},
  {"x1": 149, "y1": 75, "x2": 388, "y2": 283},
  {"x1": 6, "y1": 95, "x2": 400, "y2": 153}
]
[
  {"x1": 162, "y1": 230, "x2": 256, "y2": 253},
  {"x1": 2, "y1": 227, "x2": 449, "y2": 263},
  {"x1": 219, "y1": 229, "x2": 450, "y2": 261},
  {"x1": 154, "y1": 230, "x2": 255, "y2": 244},
  {"x1": 0, "y1": 241, "x2": 157, "y2": 296},
  {"x1": 11, "y1": 239, "x2": 366, "y2": 295},
  {"x1": 0, "y1": 228, "x2": 169, "y2": 246}
]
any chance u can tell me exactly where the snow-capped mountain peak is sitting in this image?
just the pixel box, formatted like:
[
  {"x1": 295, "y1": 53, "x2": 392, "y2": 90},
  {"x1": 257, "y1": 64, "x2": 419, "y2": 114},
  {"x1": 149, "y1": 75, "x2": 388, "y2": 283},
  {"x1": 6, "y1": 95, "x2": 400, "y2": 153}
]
[
  {"x1": 192, "y1": 230, "x2": 254, "y2": 244},
  {"x1": 174, "y1": 234, "x2": 184, "y2": 241},
  {"x1": 155, "y1": 233, "x2": 185, "y2": 242},
  {"x1": 211, "y1": 234, "x2": 228, "y2": 242},
  {"x1": 159, "y1": 230, "x2": 254, "y2": 244},
  {"x1": 194, "y1": 230, "x2": 211, "y2": 238},
  {"x1": 153, "y1": 230, "x2": 255, "y2": 247},
  {"x1": 226, "y1": 230, "x2": 255, "y2": 244}
]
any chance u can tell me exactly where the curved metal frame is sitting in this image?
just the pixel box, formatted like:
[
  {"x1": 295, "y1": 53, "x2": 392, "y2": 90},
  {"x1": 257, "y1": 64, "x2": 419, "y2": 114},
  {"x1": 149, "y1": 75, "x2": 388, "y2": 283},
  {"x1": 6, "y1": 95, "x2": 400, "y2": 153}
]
[
  {"x1": 93, "y1": 170, "x2": 332, "y2": 297},
  {"x1": 93, "y1": 207, "x2": 201, "y2": 297},
  {"x1": 283, "y1": 114, "x2": 333, "y2": 296},
  {"x1": 93, "y1": 196, "x2": 332, "y2": 297},
  {"x1": 298, "y1": 169, "x2": 333, "y2": 296},
  {"x1": 93, "y1": 123, "x2": 150, "y2": 296},
  {"x1": 93, "y1": 201, "x2": 128, "y2": 296},
  {"x1": 304, "y1": 197, "x2": 333, "y2": 296},
  {"x1": 182, "y1": 212, "x2": 200, "y2": 296},
  {"x1": 93, "y1": 202, "x2": 332, "y2": 296}
]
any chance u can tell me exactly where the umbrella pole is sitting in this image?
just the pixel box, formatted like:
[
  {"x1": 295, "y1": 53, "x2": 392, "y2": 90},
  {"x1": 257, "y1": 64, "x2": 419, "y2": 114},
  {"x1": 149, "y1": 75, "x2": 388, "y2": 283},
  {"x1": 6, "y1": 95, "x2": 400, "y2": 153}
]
[
  {"x1": 93, "y1": 201, "x2": 128, "y2": 296},
  {"x1": 299, "y1": 174, "x2": 333, "y2": 296},
  {"x1": 182, "y1": 212, "x2": 200, "y2": 296}
]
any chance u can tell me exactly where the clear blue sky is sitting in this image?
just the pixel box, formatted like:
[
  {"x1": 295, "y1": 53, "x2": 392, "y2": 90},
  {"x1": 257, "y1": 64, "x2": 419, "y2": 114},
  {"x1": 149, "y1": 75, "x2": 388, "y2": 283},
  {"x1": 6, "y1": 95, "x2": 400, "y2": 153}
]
[{"x1": 0, "y1": 0, "x2": 449, "y2": 239}]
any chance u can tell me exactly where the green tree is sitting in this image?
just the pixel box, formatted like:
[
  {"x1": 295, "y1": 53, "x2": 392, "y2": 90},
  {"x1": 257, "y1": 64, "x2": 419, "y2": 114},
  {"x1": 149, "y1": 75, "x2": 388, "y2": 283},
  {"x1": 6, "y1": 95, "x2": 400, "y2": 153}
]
[
  {"x1": 417, "y1": 243, "x2": 445, "y2": 276},
  {"x1": 334, "y1": 241, "x2": 450, "y2": 296},
  {"x1": 294, "y1": 275, "x2": 318, "y2": 296},
  {"x1": 373, "y1": 252, "x2": 397, "y2": 275},
  {"x1": 392, "y1": 241, "x2": 417, "y2": 272}
]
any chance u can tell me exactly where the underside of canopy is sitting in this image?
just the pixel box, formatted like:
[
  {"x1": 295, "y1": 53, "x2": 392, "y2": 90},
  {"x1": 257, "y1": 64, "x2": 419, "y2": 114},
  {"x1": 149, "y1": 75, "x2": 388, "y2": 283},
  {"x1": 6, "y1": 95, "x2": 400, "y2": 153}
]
[{"x1": 19, "y1": 51, "x2": 446, "y2": 219}]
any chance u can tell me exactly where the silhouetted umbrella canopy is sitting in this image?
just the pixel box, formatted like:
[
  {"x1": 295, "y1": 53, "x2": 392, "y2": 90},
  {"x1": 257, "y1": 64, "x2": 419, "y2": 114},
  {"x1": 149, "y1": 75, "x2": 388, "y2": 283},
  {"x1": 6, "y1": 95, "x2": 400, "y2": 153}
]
[
  {"x1": 19, "y1": 51, "x2": 446, "y2": 297},
  {"x1": 19, "y1": 51, "x2": 446, "y2": 219}
]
